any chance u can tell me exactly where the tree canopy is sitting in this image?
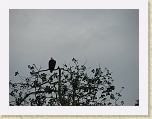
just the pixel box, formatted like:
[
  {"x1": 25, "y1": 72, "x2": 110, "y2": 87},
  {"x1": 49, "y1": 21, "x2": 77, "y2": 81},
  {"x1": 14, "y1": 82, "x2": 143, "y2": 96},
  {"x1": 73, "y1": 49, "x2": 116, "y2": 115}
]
[{"x1": 9, "y1": 58, "x2": 124, "y2": 106}]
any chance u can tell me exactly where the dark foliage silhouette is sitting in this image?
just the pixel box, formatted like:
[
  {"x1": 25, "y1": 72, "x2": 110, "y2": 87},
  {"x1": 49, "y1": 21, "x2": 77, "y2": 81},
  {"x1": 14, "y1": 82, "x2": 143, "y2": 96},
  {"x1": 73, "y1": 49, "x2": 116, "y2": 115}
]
[
  {"x1": 135, "y1": 99, "x2": 139, "y2": 106},
  {"x1": 10, "y1": 58, "x2": 124, "y2": 106}
]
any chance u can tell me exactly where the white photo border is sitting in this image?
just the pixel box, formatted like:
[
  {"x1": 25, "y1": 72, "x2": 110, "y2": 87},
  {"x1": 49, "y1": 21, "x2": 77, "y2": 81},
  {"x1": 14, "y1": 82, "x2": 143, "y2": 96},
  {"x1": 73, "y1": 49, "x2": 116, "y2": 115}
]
[{"x1": 0, "y1": 0, "x2": 148, "y2": 115}]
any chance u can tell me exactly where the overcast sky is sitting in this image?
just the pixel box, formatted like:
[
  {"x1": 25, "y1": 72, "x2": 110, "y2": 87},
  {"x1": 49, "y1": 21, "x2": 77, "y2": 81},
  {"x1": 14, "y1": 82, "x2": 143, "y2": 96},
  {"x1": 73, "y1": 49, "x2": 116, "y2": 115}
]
[{"x1": 9, "y1": 9, "x2": 139, "y2": 106}]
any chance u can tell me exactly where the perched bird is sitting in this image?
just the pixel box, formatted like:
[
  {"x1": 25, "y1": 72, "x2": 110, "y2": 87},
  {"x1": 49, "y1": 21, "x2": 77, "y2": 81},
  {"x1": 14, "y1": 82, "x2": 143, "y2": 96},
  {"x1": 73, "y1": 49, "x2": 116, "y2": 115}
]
[{"x1": 49, "y1": 57, "x2": 56, "y2": 73}]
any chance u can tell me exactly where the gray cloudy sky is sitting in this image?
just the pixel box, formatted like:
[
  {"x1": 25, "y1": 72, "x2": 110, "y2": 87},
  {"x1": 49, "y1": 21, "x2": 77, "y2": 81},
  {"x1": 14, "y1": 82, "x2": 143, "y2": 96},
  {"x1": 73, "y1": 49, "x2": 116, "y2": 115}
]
[{"x1": 9, "y1": 9, "x2": 139, "y2": 106}]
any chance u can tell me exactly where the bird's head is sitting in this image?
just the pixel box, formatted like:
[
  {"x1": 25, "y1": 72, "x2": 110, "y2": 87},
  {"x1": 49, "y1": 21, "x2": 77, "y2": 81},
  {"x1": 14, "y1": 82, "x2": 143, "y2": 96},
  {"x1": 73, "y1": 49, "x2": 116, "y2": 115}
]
[{"x1": 51, "y1": 57, "x2": 54, "y2": 60}]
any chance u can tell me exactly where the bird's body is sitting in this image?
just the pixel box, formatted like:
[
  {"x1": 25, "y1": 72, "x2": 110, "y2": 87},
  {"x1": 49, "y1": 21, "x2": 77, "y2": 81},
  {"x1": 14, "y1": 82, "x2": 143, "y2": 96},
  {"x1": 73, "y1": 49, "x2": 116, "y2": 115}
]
[{"x1": 49, "y1": 57, "x2": 56, "y2": 73}]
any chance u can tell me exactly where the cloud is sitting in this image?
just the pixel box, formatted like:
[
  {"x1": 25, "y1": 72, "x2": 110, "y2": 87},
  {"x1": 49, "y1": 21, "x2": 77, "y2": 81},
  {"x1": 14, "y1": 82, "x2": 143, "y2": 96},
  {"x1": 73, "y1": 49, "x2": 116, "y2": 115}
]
[{"x1": 9, "y1": 9, "x2": 139, "y2": 105}]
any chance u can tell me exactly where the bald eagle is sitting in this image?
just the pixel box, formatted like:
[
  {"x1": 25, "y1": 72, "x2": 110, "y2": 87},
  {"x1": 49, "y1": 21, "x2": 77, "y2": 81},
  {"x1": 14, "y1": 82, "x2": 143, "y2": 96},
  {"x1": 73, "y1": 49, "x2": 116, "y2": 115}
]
[{"x1": 49, "y1": 57, "x2": 56, "y2": 73}]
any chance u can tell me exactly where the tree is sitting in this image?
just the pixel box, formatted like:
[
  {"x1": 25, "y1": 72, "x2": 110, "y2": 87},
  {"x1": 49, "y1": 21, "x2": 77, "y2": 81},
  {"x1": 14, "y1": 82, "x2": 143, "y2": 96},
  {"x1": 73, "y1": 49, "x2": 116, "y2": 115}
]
[
  {"x1": 9, "y1": 58, "x2": 124, "y2": 106},
  {"x1": 135, "y1": 99, "x2": 139, "y2": 106}
]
